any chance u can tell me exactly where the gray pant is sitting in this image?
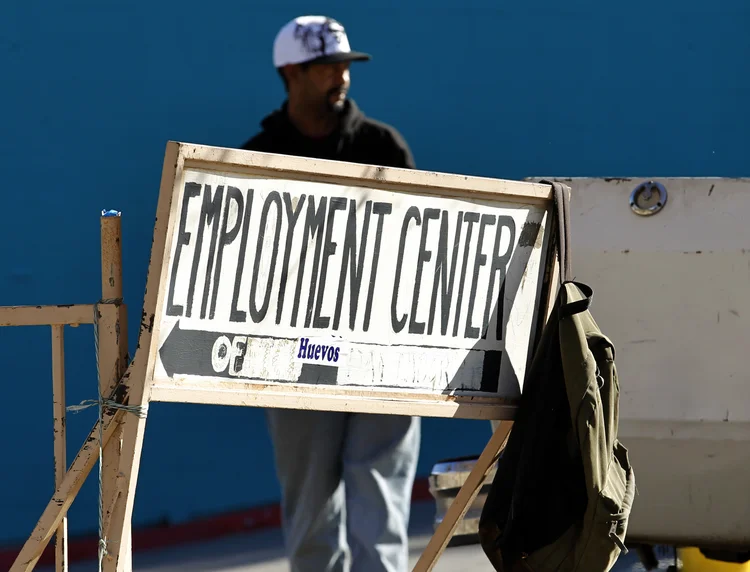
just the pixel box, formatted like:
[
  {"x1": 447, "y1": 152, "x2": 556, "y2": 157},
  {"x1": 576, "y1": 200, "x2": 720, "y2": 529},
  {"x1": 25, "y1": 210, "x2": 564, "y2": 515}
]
[{"x1": 266, "y1": 409, "x2": 421, "y2": 572}]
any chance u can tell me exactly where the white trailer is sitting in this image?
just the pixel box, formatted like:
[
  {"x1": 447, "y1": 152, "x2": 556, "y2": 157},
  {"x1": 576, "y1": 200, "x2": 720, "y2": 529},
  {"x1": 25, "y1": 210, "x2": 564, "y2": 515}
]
[{"x1": 430, "y1": 177, "x2": 750, "y2": 565}]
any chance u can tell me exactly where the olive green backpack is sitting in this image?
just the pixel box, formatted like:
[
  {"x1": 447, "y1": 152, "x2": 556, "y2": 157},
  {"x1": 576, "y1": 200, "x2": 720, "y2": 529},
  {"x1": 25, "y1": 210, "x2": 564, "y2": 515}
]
[{"x1": 478, "y1": 181, "x2": 636, "y2": 571}]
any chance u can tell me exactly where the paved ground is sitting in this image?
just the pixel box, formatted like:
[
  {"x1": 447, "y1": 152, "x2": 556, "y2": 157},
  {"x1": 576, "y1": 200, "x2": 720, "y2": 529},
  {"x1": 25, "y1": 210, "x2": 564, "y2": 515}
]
[{"x1": 38, "y1": 502, "x2": 678, "y2": 571}]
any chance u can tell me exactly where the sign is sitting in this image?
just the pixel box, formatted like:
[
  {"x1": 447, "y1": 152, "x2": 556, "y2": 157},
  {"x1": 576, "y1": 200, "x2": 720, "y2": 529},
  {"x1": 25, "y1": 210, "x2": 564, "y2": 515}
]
[
  {"x1": 5, "y1": 142, "x2": 561, "y2": 572},
  {"x1": 145, "y1": 143, "x2": 555, "y2": 419}
]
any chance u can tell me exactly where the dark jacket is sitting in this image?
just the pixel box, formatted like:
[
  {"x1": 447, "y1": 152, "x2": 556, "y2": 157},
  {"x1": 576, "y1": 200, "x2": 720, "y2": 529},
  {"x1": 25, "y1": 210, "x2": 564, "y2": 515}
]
[{"x1": 241, "y1": 99, "x2": 415, "y2": 169}]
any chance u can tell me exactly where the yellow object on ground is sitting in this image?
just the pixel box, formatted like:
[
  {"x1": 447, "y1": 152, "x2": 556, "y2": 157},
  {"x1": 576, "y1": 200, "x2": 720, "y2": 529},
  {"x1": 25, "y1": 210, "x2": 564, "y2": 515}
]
[{"x1": 679, "y1": 547, "x2": 750, "y2": 571}]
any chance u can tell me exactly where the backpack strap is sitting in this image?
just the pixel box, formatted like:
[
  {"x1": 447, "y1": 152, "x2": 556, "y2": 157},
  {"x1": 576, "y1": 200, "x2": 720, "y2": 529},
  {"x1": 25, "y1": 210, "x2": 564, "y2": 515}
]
[
  {"x1": 540, "y1": 180, "x2": 572, "y2": 284},
  {"x1": 539, "y1": 180, "x2": 594, "y2": 319},
  {"x1": 559, "y1": 282, "x2": 594, "y2": 319}
]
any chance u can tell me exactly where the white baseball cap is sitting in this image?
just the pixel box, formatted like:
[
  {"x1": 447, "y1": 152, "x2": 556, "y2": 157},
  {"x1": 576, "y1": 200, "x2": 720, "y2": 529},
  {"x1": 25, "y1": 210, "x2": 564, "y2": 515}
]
[{"x1": 272, "y1": 15, "x2": 371, "y2": 68}]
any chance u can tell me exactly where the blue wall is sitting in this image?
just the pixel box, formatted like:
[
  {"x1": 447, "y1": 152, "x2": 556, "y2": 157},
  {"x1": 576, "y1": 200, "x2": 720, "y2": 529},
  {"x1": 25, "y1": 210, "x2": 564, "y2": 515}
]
[{"x1": 1, "y1": 0, "x2": 748, "y2": 546}]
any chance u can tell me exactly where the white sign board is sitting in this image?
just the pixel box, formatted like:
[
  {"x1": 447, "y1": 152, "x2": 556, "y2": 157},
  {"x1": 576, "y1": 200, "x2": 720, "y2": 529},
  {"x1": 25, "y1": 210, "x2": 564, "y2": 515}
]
[{"x1": 145, "y1": 143, "x2": 555, "y2": 419}]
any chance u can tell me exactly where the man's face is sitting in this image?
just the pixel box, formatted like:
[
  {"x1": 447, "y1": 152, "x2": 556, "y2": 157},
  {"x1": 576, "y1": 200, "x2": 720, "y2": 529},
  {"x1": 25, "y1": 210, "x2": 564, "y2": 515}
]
[{"x1": 292, "y1": 61, "x2": 351, "y2": 112}]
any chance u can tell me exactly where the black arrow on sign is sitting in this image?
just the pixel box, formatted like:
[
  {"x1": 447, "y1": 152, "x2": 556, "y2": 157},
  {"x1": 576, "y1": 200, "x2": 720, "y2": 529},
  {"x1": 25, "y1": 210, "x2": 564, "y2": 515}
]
[{"x1": 158, "y1": 320, "x2": 230, "y2": 378}]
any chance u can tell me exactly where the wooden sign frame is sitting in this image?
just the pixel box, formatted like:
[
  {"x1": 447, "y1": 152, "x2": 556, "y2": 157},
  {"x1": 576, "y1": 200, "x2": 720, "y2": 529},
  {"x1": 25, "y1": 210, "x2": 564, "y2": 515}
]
[
  {"x1": 147, "y1": 143, "x2": 555, "y2": 418},
  {"x1": 11, "y1": 142, "x2": 561, "y2": 572}
]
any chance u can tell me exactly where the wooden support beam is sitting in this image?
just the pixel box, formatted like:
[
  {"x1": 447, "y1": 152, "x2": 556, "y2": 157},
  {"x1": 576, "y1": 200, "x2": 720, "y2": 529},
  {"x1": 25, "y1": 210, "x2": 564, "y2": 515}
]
[
  {"x1": 0, "y1": 305, "x2": 94, "y2": 327},
  {"x1": 50, "y1": 325, "x2": 68, "y2": 572},
  {"x1": 412, "y1": 421, "x2": 513, "y2": 572}
]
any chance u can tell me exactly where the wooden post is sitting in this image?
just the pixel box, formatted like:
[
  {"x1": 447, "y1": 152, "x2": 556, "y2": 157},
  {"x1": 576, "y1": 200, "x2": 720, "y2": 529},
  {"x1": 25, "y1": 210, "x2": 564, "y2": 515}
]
[
  {"x1": 102, "y1": 143, "x2": 180, "y2": 572},
  {"x1": 412, "y1": 421, "x2": 513, "y2": 572},
  {"x1": 98, "y1": 212, "x2": 131, "y2": 569},
  {"x1": 51, "y1": 325, "x2": 68, "y2": 572}
]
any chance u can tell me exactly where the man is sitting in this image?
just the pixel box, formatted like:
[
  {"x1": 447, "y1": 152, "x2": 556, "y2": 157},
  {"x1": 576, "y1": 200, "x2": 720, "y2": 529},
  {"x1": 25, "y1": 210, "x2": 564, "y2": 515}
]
[{"x1": 241, "y1": 15, "x2": 421, "y2": 572}]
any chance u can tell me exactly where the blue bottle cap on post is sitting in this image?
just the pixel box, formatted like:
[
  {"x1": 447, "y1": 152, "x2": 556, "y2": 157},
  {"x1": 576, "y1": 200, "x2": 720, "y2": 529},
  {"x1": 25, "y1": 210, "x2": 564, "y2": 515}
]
[{"x1": 101, "y1": 209, "x2": 121, "y2": 217}]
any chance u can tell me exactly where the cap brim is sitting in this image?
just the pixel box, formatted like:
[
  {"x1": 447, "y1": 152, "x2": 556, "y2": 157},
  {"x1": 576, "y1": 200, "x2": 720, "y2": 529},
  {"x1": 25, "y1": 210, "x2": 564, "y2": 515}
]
[{"x1": 307, "y1": 51, "x2": 372, "y2": 64}]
